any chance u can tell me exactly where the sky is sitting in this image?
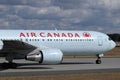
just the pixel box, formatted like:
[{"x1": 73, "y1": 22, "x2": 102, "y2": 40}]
[{"x1": 0, "y1": 0, "x2": 120, "y2": 33}]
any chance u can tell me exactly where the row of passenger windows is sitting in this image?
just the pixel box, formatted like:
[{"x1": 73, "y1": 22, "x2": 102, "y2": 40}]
[
  {"x1": 1, "y1": 39, "x2": 94, "y2": 42},
  {"x1": 26, "y1": 39, "x2": 94, "y2": 42}
]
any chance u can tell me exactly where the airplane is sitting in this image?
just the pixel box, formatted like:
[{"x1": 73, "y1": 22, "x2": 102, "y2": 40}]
[{"x1": 0, "y1": 30, "x2": 116, "y2": 68}]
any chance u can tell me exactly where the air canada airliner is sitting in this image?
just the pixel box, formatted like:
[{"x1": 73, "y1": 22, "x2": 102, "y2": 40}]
[{"x1": 0, "y1": 30, "x2": 116, "y2": 68}]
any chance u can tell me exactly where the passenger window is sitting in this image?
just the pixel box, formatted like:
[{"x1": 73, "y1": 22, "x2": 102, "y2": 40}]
[
  {"x1": 26, "y1": 39, "x2": 28, "y2": 41},
  {"x1": 20, "y1": 38, "x2": 22, "y2": 41},
  {"x1": 42, "y1": 39, "x2": 45, "y2": 41}
]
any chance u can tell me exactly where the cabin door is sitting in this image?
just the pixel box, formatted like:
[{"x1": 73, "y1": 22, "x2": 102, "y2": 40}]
[{"x1": 98, "y1": 36, "x2": 103, "y2": 46}]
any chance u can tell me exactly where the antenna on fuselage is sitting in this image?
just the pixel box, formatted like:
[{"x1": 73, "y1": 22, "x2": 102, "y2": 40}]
[{"x1": 55, "y1": 28, "x2": 58, "y2": 31}]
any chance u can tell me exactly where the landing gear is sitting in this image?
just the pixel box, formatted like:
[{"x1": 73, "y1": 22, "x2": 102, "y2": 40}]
[
  {"x1": 1, "y1": 56, "x2": 18, "y2": 68},
  {"x1": 96, "y1": 54, "x2": 103, "y2": 64},
  {"x1": 96, "y1": 57, "x2": 101, "y2": 64}
]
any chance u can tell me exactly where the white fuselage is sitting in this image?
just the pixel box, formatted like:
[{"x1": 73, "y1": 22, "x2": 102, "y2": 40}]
[{"x1": 0, "y1": 30, "x2": 116, "y2": 56}]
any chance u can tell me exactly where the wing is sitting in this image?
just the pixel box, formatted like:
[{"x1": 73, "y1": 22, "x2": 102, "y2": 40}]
[{"x1": 0, "y1": 40, "x2": 36, "y2": 58}]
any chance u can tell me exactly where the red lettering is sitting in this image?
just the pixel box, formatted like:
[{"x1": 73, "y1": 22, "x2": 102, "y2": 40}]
[
  {"x1": 54, "y1": 33, "x2": 60, "y2": 37},
  {"x1": 47, "y1": 33, "x2": 52, "y2": 37},
  {"x1": 62, "y1": 33, "x2": 67, "y2": 37},
  {"x1": 20, "y1": 32, "x2": 81, "y2": 38},
  {"x1": 26, "y1": 33, "x2": 29, "y2": 37},
  {"x1": 75, "y1": 33, "x2": 80, "y2": 37},
  {"x1": 20, "y1": 32, "x2": 25, "y2": 37},
  {"x1": 40, "y1": 32, "x2": 45, "y2": 37},
  {"x1": 31, "y1": 32, "x2": 37, "y2": 37},
  {"x1": 68, "y1": 33, "x2": 73, "y2": 37}
]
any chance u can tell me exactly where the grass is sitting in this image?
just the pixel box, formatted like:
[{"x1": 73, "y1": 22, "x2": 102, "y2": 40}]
[
  {"x1": 0, "y1": 72, "x2": 120, "y2": 80},
  {"x1": 105, "y1": 47, "x2": 120, "y2": 57}
]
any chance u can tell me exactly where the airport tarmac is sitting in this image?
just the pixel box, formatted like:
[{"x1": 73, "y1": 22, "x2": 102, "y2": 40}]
[{"x1": 0, "y1": 58, "x2": 120, "y2": 76}]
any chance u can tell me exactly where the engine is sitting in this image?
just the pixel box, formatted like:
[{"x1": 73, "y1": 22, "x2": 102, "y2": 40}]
[{"x1": 25, "y1": 49, "x2": 63, "y2": 64}]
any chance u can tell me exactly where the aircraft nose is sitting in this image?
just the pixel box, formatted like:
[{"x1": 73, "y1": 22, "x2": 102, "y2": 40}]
[{"x1": 110, "y1": 41, "x2": 116, "y2": 49}]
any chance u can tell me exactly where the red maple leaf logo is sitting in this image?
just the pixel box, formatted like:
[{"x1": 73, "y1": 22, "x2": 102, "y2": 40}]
[{"x1": 83, "y1": 32, "x2": 91, "y2": 37}]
